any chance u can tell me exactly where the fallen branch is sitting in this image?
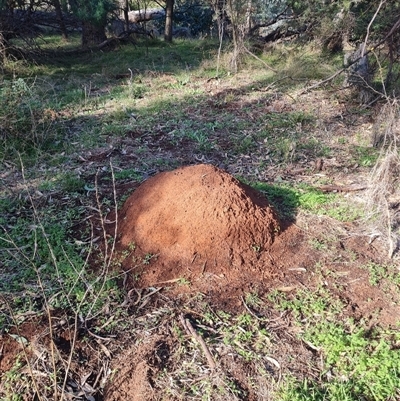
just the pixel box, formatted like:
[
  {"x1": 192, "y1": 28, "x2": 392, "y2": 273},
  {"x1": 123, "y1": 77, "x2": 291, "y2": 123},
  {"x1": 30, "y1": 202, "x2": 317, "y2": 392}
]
[
  {"x1": 316, "y1": 184, "x2": 368, "y2": 193},
  {"x1": 243, "y1": 46, "x2": 277, "y2": 72},
  {"x1": 241, "y1": 296, "x2": 262, "y2": 320},
  {"x1": 180, "y1": 315, "x2": 216, "y2": 371}
]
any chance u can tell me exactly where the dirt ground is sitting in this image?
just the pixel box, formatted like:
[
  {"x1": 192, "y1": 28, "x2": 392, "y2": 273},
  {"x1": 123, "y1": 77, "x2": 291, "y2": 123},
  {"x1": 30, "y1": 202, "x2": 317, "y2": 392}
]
[
  {"x1": 1, "y1": 82, "x2": 399, "y2": 400},
  {"x1": 3, "y1": 164, "x2": 397, "y2": 401},
  {"x1": 102, "y1": 164, "x2": 399, "y2": 401}
]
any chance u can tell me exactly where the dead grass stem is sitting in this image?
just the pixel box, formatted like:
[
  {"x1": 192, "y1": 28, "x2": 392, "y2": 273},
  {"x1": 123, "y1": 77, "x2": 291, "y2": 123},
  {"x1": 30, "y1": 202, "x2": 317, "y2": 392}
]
[
  {"x1": 367, "y1": 99, "x2": 400, "y2": 258},
  {"x1": 0, "y1": 158, "x2": 120, "y2": 400}
]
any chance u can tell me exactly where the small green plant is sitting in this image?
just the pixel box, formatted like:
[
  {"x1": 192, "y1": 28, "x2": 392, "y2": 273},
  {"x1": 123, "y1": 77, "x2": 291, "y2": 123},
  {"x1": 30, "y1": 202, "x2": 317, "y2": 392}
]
[
  {"x1": 129, "y1": 83, "x2": 148, "y2": 99},
  {"x1": 1, "y1": 357, "x2": 25, "y2": 400},
  {"x1": 143, "y1": 253, "x2": 157, "y2": 265},
  {"x1": 38, "y1": 179, "x2": 57, "y2": 191},
  {"x1": 245, "y1": 292, "x2": 262, "y2": 307},
  {"x1": 272, "y1": 287, "x2": 400, "y2": 401},
  {"x1": 352, "y1": 146, "x2": 379, "y2": 167},
  {"x1": 114, "y1": 169, "x2": 143, "y2": 181},
  {"x1": 309, "y1": 238, "x2": 328, "y2": 251},
  {"x1": 234, "y1": 134, "x2": 257, "y2": 154},
  {"x1": 177, "y1": 277, "x2": 191, "y2": 286},
  {"x1": 59, "y1": 172, "x2": 85, "y2": 193},
  {"x1": 361, "y1": 262, "x2": 400, "y2": 287}
]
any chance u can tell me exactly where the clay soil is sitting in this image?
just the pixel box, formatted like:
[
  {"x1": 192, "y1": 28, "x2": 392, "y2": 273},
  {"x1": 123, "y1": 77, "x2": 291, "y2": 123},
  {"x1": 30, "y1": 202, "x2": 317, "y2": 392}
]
[{"x1": 115, "y1": 164, "x2": 282, "y2": 298}]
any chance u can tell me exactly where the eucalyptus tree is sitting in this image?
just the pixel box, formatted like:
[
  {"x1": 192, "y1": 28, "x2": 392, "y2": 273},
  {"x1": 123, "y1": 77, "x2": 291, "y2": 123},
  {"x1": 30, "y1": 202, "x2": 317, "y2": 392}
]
[{"x1": 67, "y1": 0, "x2": 117, "y2": 47}]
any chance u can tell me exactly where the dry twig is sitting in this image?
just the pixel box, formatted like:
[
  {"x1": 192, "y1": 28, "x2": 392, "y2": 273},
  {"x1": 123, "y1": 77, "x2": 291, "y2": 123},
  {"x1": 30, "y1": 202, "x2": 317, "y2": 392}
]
[{"x1": 180, "y1": 315, "x2": 216, "y2": 371}]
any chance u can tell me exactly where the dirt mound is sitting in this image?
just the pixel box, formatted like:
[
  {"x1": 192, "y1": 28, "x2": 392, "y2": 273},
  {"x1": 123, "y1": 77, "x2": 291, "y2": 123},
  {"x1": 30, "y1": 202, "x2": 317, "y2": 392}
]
[
  {"x1": 116, "y1": 164, "x2": 281, "y2": 292},
  {"x1": 104, "y1": 336, "x2": 172, "y2": 401}
]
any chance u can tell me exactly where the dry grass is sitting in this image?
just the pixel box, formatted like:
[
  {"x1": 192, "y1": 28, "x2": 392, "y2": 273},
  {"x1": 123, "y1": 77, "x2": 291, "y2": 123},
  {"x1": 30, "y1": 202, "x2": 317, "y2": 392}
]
[
  {"x1": 0, "y1": 161, "x2": 120, "y2": 401},
  {"x1": 366, "y1": 99, "x2": 400, "y2": 258}
]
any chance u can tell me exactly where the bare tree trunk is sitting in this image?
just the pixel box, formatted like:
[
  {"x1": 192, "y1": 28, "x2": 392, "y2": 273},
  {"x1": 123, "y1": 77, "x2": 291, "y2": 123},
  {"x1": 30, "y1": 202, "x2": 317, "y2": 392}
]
[
  {"x1": 245, "y1": 0, "x2": 252, "y2": 35},
  {"x1": 227, "y1": 0, "x2": 243, "y2": 72},
  {"x1": 0, "y1": 31, "x2": 6, "y2": 66},
  {"x1": 164, "y1": 0, "x2": 174, "y2": 42},
  {"x1": 82, "y1": 21, "x2": 107, "y2": 47},
  {"x1": 52, "y1": 0, "x2": 69, "y2": 40},
  {"x1": 123, "y1": 0, "x2": 129, "y2": 31}
]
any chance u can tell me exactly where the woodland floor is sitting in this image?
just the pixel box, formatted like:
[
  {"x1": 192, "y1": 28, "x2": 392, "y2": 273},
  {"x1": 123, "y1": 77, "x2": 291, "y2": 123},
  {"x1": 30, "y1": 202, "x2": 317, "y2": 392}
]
[{"x1": 1, "y1": 54, "x2": 399, "y2": 400}]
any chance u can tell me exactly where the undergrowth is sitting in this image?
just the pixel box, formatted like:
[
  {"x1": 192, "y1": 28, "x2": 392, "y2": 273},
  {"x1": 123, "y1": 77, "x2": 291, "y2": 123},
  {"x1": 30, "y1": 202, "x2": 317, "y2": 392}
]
[{"x1": 270, "y1": 288, "x2": 400, "y2": 401}]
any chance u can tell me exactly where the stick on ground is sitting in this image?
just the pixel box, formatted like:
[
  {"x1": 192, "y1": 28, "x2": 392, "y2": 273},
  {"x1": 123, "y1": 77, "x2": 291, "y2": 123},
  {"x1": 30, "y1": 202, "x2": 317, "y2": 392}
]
[{"x1": 180, "y1": 314, "x2": 216, "y2": 371}]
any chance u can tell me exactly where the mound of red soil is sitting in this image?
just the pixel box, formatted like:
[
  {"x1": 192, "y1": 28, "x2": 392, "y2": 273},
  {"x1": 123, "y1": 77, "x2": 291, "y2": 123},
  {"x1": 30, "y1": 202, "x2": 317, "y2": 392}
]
[{"x1": 116, "y1": 164, "x2": 281, "y2": 292}]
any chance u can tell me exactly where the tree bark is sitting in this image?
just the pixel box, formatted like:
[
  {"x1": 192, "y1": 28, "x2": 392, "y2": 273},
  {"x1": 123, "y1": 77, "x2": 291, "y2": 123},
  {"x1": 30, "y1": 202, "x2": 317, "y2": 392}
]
[
  {"x1": 82, "y1": 21, "x2": 107, "y2": 47},
  {"x1": 0, "y1": 31, "x2": 6, "y2": 66},
  {"x1": 52, "y1": 0, "x2": 69, "y2": 40},
  {"x1": 164, "y1": 0, "x2": 174, "y2": 42},
  {"x1": 123, "y1": 0, "x2": 129, "y2": 31}
]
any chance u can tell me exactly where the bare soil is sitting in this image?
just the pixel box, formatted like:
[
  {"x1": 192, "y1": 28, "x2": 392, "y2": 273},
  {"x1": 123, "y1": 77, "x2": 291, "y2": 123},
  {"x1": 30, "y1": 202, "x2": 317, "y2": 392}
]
[{"x1": 115, "y1": 164, "x2": 281, "y2": 297}]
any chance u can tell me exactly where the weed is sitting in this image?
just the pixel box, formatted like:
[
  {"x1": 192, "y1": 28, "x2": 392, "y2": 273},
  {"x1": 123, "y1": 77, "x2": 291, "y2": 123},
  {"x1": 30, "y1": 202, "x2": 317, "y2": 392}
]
[
  {"x1": 353, "y1": 146, "x2": 379, "y2": 167},
  {"x1": 1, "y1": 357, "x2": 25, "y2": 400},
  {"x1": 59, "y1": 172, "x2": 85, "y2": 193},
  {"x1": 235, "y1": 134, "x2": 257, "y2": 154},
  {"x1": 309, "y1": 238, "x2": 328, "y2": 251},
  {"x1": 143, "y1": 253, "x2": 157, "y2": 265},
  {"x1": 187, "y1": 130, "x2": 214, "y2": 152},
  {"x1": 361, "y1": 262, "x2": 400, "y2": 287},
  {"x1": 244, "y1": 292, "x2": 262, "y2": 307},
  {"x1": 272, "y1": 287, "x2": 400, "y2": 401},
  {"x1": 114, "y1": 169, "x2": 144, "y2": 181},
  {"x1": 177, "y1": 277, "x2": 191, "y2": 286},
  {"x1": 38, "y1": 180, "x2": 57, "y2": 191},
  {"x1": 0, "y1": 78, "x2": 65, "y2": 161}
]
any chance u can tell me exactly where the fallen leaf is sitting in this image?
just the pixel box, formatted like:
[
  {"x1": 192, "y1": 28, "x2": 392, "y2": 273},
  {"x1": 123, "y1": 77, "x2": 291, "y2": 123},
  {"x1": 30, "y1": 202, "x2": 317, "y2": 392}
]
[
  {"x1": 276, "y1": 286, "x2": 296, "y2": 292},
  {"x1": 9, "y1": 334, "x2": 28, "y2": 345},
  {"x1": 265, "y1": 356, "x2": 281, "y2": 369}
]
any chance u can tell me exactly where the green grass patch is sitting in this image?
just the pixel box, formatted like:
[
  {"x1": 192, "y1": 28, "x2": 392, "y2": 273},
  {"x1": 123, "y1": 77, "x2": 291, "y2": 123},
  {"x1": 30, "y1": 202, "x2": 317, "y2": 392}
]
[
  {"x1": 0, "y1": 198, "x2": 122, "y2": 331},
  {"x1": 252, "y1": 182, "x2": 362, "y2": 222},
  {"x1": 252, "y1": 182, "x2": 300, "y2": 219},
  {"x1": 270, "y1": 288, "x2": 400, "y2": 401},
  {"x1": 114, "y1": 168, "x2": 144, "y2": 181},
  {"x1": 352, "y1": 146, "x2": 379, "y2": 167}
]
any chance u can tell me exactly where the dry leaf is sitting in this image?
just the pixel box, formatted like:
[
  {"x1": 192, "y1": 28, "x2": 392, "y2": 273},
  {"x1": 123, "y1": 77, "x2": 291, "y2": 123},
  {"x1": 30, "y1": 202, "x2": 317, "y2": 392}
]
[
  {"x1": 276, "y1": 286, "x2": 296, "y2": 292},
  {"x1": 265, "y1": 356, "x2": 281, "y2": 369}
]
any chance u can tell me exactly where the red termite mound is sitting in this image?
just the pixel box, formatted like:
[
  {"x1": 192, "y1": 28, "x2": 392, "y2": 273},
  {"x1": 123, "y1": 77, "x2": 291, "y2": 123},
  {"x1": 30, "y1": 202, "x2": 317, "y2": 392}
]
[{"x1": 116, "y1": 164, "x2": 281, "y2": 290}]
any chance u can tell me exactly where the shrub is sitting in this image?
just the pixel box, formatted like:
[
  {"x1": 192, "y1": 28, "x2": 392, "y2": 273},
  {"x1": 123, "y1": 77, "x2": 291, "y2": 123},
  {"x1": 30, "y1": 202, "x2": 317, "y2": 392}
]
[{"x1": 0, "y1": 78, "x2": 62, "y2": 159}]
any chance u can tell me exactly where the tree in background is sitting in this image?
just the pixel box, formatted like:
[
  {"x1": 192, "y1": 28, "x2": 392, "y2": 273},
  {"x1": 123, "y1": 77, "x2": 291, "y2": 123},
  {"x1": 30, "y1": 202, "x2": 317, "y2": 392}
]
[
  {"x1": 164, "y1": 0, "x2": 174, "y2": 41},
  {"x1": 348, "y1": 0, "x2": 400, "y2": 92},
  {"x1": 286, "y1": 0, "x2": 400, "y2": 95},
  {"x1": 52, "y1": 0, "x2": 69, "y2": 40},
  {"x1": 68, "y1": 0, "x2": 117, "y2": 47}
]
